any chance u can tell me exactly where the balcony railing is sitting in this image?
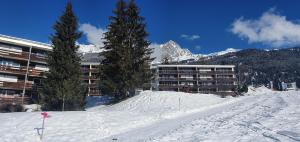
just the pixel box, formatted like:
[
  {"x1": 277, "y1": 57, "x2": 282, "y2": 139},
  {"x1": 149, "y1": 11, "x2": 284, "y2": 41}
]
[
  {"x1": 0, "y1": 49, "x2": 29, "y2": 61},
  {"x1": 82, "y1": 68, "x2": 99, "y2": 73},
  {"x1": 30, "y1": 54, "x2": 47, "y2": 63},
  {"x1": 177, "y1": 70, "x2": 198, "y2": 74},
  {"x1": 0, "y1": 96, "x2": 31, "y2": 104},
  {"x1": 158, "y1": 70, "x2": 178, "y2": 74},
  {"x1": 0, "y1": 49, "x2": 47, "y2": 63},
  {"x1": 198, "y1": 78, "x2": 214, "y2": 81},
  {"x1": 216, "y1": 78, "x2": 236, "y2": 82},
  {"x1": 82, "y1": 76, "x2": 100, "y2": 80},
  {"x1": 159, "y1": 70, "x2": 235, "y2": 75},
  {"x1": 199, "y1": 71, "x2": 234, "y2": 74},
  {"x1": 0, "y1": 65, "x2": 44, "y2": 77},
  {"x1": 178, "y1": 78, "x2": 197, "y2": 81},
  {"x1": 88, "y1": 90, "x2": 101, "y2": 96},
  {"x1": 0, "y1": 81, "x2": 33, "y2": 90},
  {"x1": 158, "y1": 77, "x2": 178, "y2": 81}
]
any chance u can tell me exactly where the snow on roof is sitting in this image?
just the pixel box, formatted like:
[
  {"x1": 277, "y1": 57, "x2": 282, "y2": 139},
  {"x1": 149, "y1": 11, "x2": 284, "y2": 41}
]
[
  {"x1": 153, "y1": 64, "x2": 235, "y2": 68},
  {"x1": 0, "y1": 34, "x2": 52, "y2": 51},
  {"x1": 80, "y1": 53, "x2": 104, "y2": 64}
]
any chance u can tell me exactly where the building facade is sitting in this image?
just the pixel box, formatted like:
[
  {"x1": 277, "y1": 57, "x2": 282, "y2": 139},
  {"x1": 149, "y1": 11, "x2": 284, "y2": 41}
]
[
  {"x1": 0, "y1": 34, "x2": 103, "y2": 104},
  {"x1": 152, "y1": 64, "x2": 238, "y2": 95},
  {"x1": 81, "y1": 53, "x2": 102, "y2": 96},
  {"x1": 0, "y1": 34, "x2": 51, "y2": 104}
]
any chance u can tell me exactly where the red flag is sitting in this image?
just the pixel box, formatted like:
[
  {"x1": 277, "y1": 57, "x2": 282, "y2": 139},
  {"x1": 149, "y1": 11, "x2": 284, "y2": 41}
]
[{"x1": 41, "y1": 112, "x2": 50, "y2": 118}]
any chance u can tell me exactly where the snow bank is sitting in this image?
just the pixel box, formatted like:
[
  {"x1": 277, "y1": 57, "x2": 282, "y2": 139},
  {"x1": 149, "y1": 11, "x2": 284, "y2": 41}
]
[
  {"x1": 246, "y1": 86, "x2": 275, "y2": 95},
  {"x1": 88, "y1": 91, "x2": 233, "y2": 118},
  {"x1": 23, "y1": 104, "x2": 41, "y2": 112}
]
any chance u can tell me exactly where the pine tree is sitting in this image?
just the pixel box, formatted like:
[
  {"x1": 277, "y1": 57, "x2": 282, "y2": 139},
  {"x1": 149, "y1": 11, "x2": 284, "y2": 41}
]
[
  {"x1": 126, "y1": 0, "x2": 154, "y2": 91},
  {"x1": 100, "y1": 0, "x2": 130, "y2": 100},
  {"x1": 40, "y1": 2, "x2": 86, "y2": 111},
  {"x1": 100, "y1": 0, "x2": 153, "y2": 100}
]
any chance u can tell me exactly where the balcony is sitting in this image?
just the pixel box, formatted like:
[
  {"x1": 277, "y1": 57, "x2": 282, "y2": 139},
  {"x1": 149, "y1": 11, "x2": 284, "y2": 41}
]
[
  {"x1": 199, "y1": 71, "x2": 234, "y2": 74},
  {"x1": 158, "y1": 77, "x2": 178, "y2": 81},
  {"x1": 88, "y1": 90, "x2": 101, "y2": 96},
  {"x1": 178, "y1": 70, "x2": 198, "y2": 74},
  {"x1": 178, "y1": 77, "x2": 197, "y2": 81},
  {"x1": 216, "y1": 78, "x2": 236, "y2": 82},
  {"x1": 82, "y1": 68, "x2": 99, "y2": 73},
  {"x1": 0, "y1": 96, "x2": 31, "y2": 104},
  {"x1": 158, "y1": 70, "x2": 178, "y2": 74},
  {"x1": 0, "y1": 49, "x2": 29, "y2": 61},
  {"x1": 0, "y1": 49, "x2": 47, "y2": 64},
  {"x1": 0, "y1": 65, "x2": 44, "y2": 77},
  {"x1": 0, "y1": 81, "x2": 33, "y2": 90},
  {"x1": 30, "y1": 54, "x2": 47, "y2": 63},
  {"x1": 89, "y1": 83, "x2": 98, "y2": 88},
  {"x1": 198, "y1": 78, "x2": 214, "y2": 81},
  {"x1": 158, "y1": 84, "x2": 179, "y2": 88},
  {"x1": 215, "y1": 70, "x2": 234, "y2": 74},
  {"x1": 82, "y1": 76, "x2": 100, "y2": 80}
]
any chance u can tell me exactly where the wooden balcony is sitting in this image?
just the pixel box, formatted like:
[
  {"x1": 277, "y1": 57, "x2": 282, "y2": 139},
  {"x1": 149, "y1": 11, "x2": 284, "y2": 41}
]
[
  {"x1": 177, "y1": 70, "x2": 198, "y2": 74},
  {"x1": 30, "y1": 54, "x2": 47, "y2": 63},
  {"x1": 158, "y1": 70, "x2": 178, "y2": 74},
  {"x1": 82, "y1": 68, "x2": 99, "y2": 73},
  {"x1": 198, "y1": 78, "x2": 215, "y2": 81},
  {"x1": 178, "y1": 77, "x2": 197, "y2": 81},
  {"x1": 82, "y1": 76, "x2": 100, "y2": 81},
  {"x1": 0, "y1": 65, "x2": 44, "y2": 77},
  {"x1": 0, "y1": 49, "x2": 29, "y2": 61},
  {"x1": 0, "y1": 81, "x2": 33, "y2": 90},
  {"x1": 216, "y1": 78, "x2": 236, "y2": 82},
  {"x1": 88, "y1": 90, "x2": 101, "y2": 96},
  {"x1": 199, "y1": 71, "x2": 235, "y2": 74},
  {"x1": 215, "y1": 70, "x2": 235, "y2": 74},
  {"x1": 0, "y1": 49, "x2": 47, "y2": 64},
  {"x1": 88, "y1": 83, "x2": 98, "y2": 88},
  {"x1": 0, "y1": 96, "x2": 31, "y2": 104},
  {"x1": 158, "y1": 84, "x2": 179, "y2": 88},
  {"x1": 158, "y1": 77, "x2": 178, "y2": 81}
]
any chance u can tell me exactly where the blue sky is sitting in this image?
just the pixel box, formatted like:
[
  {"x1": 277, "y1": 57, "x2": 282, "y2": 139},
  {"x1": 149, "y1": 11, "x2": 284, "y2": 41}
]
[{"x1": 1, "y1": 0, "x2": 300, "y2": 54}]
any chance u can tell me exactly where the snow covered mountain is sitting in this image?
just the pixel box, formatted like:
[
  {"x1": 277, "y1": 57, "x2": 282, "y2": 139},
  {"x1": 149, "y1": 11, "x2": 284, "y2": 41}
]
[
  {"x1": 207, "y1": 48, "x2": 240, "y2": 56},
  {"x1": 78, "y1": 44, "x2": 104, "y2": 53},
  {"x1": 78, "y1": 40, "x2": 239, "y2": 64},
  {"x1": 151, "y1": 40, "x2": 239, "y2": 64},
  {"x1": 151, "y1": 40, "x2": 199, "y2": 64}
]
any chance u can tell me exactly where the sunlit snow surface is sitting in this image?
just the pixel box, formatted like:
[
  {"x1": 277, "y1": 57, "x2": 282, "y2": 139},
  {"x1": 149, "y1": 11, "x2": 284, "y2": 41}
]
[{"x1": 0, "y1": 87, "x2": 299, "y2": 142}]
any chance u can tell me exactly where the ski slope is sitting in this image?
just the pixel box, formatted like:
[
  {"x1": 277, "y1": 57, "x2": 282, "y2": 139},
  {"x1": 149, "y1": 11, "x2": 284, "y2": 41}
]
[{"x1": 0, "y1": 87, "x2": 299, "y2": 142}]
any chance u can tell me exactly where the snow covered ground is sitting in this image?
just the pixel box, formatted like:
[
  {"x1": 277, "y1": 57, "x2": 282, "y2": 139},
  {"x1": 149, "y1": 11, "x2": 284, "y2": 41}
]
[{"x1": 0, "y1": 87, "x2": 299, "y2": 142}]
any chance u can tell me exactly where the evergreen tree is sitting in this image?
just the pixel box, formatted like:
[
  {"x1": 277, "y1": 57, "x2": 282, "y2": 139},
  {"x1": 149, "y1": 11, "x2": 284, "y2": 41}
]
[
  {"x1": 127, "y1": 0, "x2": 154, "y2": 91},
  {"x1": 100, "y1": 0, "x2": 130, "y2": 100},
  {"x1": 40, "y1": 2, "x2": 86, "y2": 111},
  {"x1": 100, "y1": 0, "x2": 153, "y2": 100}
]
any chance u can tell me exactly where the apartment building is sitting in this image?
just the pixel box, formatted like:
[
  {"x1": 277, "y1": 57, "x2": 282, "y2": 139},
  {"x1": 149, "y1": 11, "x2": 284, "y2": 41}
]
[
  {"x1": 81, "y1": 53, "x2": 102, "y2": 96},
  {"x1": 0, "y1": 34, "x2": 104, "y2": 104},
  {"x1": 152, "y1": 64, "x2": 238, "y2": 95},
  {"x1": 0, "y1": 34, "x2": 51, "y2": 104}
]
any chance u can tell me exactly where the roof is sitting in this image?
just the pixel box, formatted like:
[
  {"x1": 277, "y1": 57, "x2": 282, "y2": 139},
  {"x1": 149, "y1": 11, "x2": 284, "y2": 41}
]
[
  {"x1": 152, "y1": 64, "x2": 235, "y2": 68},
  {"x1": 0, "y1": 34, "x2": 52, "y2": 51},
  {"x1": 80, "y1": 53, "x2": 104, "y2": 65}
]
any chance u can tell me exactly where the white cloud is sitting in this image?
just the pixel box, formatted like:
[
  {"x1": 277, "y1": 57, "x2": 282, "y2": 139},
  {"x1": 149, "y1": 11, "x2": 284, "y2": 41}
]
[
  {"x1": 180, "y1": 34, "x2": 200, "y2": 40},
  {"x1": 231, "y1": 8, "x2": 300, "y2": 47},
  {"x1": 79, "y1": 23, "x2": 106, "y2": 47}
]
